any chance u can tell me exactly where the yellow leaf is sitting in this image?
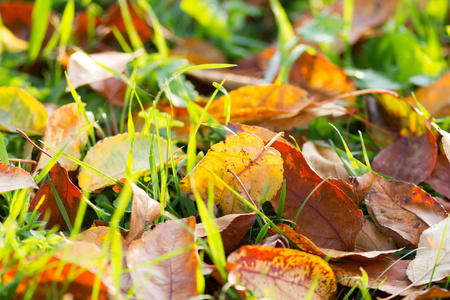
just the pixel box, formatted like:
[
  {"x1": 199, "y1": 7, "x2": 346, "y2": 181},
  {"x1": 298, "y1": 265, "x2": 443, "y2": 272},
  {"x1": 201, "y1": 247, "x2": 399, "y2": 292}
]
[
  {"x1": 0, "y1": 26, "x2": 28, "y2": 53},
  {"x1": 180, "y1": 133, "x2": 283, "y2": 214}
]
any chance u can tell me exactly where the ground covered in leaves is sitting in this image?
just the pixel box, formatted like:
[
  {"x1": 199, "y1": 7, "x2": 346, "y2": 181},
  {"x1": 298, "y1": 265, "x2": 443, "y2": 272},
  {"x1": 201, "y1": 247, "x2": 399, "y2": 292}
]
[{"x1": 1, "y1": 0, "x2": 450, "y2": 299}]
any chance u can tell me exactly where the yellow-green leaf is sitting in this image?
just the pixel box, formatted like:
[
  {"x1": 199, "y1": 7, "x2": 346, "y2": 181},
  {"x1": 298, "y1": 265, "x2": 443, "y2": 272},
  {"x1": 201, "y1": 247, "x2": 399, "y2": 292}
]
[
  {"x1": 0, "y1": 87, "x2": 47, "y2": 135},
  {"x1": 180, "y1": 133, "x2": 283, "y2": 214}
]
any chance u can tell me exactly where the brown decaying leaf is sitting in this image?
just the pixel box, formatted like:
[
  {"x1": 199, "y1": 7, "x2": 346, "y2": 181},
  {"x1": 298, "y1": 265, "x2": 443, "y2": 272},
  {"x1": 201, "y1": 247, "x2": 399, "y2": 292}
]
[
  {"x1": 355, "y1": 219, "x2": 396, "y2": 252},
  {"x1": 180, "y1": 134, "x2": 284, "y2": 214},
  {"x1": 410, "y1": 72, "x2": 450, "y2": 117},
  {"x1": 37, "y1": 103, "x2": 94, "y2": 171},
  {"x1": 407, "y1": 217, "x2": 450, "y2": 286},
  {"x1": 0, "y1": 162, "x2": 38, "y2": 193},
  {"x1": 77, "y1": 226, "x2": 127, "y2": 250},
  {"x1": 171, "y1": 38, "x2": 227, "y2": 65},
  {"x1": 403, "y1": 286, "x2": 450, "y2": 300},
  {"x1": 270, "y1": 140, "x2": 363, "y2": 251},
  {"x1": 425, "y1": 154, "x2": 450, "y2": 199},
  {"x1": 195, "y1": 212, "x2": 256, "y2": 254},
  {"x1": 208, "y1": 84, "x2": 314, "y2": 124},
  {"x1": 371, "y1": 129, "x2": 437, "y2": 184},
  {"x1": 114, "y1": 178, "x2": 162, "y2": 243},
  {"x1": 271, "y1": 224, "x2": 398, "y2": 261},
  {"x1": 301, "y1": 141, "x2": 350, "y2": 181},
  {"x1": 3, "y1": 242, "x2": 113, "y2": 299},
  {"x1": 330, "y1": 260, "x2": 422, "y2": 296},
  {"x1": 29, "y1": 163, "x2": 82, "y2": 231},
  {"x1": 228, "y1": 245, "x2": 337, "y2": 300},
  {"x1": 127, "y1": 217, "x2": 199, "y2": 300},
  {"x1": 437, "y1": 127, "x2": 450, "y2": 162},
  {"x1": 365, "y1": 175, "x2": 447, "y2": 247},
  {"x1": 257, "y1": 234, "x2": 289, "y2": 248},
  {"x1": 90, "y1": 77, "x2": 127, "y2": 106}
]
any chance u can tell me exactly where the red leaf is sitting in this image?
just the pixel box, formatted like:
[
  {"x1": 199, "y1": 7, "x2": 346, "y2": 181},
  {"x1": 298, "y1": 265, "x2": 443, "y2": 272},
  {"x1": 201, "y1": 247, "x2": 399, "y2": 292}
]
[{"x1": 29, "y1": 164, "x2": 82, "y2": 231}]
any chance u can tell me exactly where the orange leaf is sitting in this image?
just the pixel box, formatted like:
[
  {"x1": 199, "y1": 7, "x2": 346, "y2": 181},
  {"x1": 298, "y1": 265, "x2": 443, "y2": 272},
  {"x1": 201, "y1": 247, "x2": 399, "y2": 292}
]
[
  {"x1": 409, "y1": 72, "x2": 450, "y2": 117},
  {"x1": 208, "y1": 84, "x2": 313, "y2": 124},
  {"x1": 270, "y1": 140, "x2": 363, "y2": 251},
  {"x1": 0, "y1": 162, "x2": 38, "y2": 193},
  {"x1": 365, "y1": 174, "x2": 447, "y2": 247},
  {"x1": 180, "y1": 134, "x2": 284, "y2": 214},
  {"x1": 171, "y1": 38, "x2": 227, "y2": 65},
  {"x1": 227, "y1": 245, "x2": 337, "y2": 299},
  {"x1": 29, "y1": 164, "x2": 81, "y2": 231},
  {"x1": 126, "y1": 217, "x2": 200, "y2": 299}
]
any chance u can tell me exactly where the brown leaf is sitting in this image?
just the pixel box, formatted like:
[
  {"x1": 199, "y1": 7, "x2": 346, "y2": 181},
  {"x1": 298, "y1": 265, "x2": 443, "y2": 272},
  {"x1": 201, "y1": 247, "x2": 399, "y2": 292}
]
[
  {"x1": 372, "y1": 129, "x2": 437, "y2": 184},
  {"x1": 256, "y1": 234, "x2": 289, "y2": 248},
  {"x1": 29, "y1": 164, "x2": 82, "y2": 231},
  {"x1": 425, "y1": 154, "x2": 450, "y2": 199},
  {"x1": 0, "y1": 162, "x2": 38, "y2": 193},
  {"x1": 409, "y1": 72, "x2": 450, "y2": 117},
  {"x1": 171, "y1": 38, "x2": 227, "y2": 65},
  {"x1": 195, "y1": 212, "x2": 256, "y2": 254},
  {"x1": 77, "y1": 226, "x2": 127, "y2": 250},
  {"x1": 115, "y1": 178, "x2": 162, "y2": 243},
  {"x1": 127, "y1": 217, "x2": 199, "y2": 300},
  {"x1": 90, "y1": 77, "x2": 127, "y2": 106},
  {"x1": 227, "y1": 245, "x2": 337, "y2": 299},
  {"x1": 330, "y1": 260, "x2": 422, "y2": 296},
  {"x1": 272, "y1": 224, "x2": 398, "y2": 261},
  {"x1": 270, "y1": 140, "x2": 364, "y2": 251},
  {"x1": 356, "y1": 219, "x2": 396, "y2": 252},
  {"x1": 37, "y1": 103, "x2": 94, "y2": 171},
  {"x1": 208, "y1": 84, "x2": 314, "y2": 124},
  {"x1": 365, "y1": 175, "x2": 447, "y2": 247},
  {"x1": 403, "y1": 286, "x2": 450, "y2": 300}
]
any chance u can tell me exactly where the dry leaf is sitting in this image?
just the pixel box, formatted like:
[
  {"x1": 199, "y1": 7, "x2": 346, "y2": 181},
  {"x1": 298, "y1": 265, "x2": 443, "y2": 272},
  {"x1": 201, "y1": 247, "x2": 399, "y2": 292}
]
[
  {"x1": 356, "y1": 219, "x2": 397, "y2": 252},
  {"x1": 171, "y1": 38, "x2": 227, "y2": 65},
  {"x1": 410, "y1": 72, "x2": 450, "y2": 117},
  {"x1": 425, "y1": 154, "x2": 450, "y2": 199},
  {"x1": 365, "y1": 175, "x2": 447, "y2": 247},
  {"x1": 180, "y1": 134, "x2": 284, "y2": 214},
  {"x1": 0, "y1": 162, "x2": 38, "y2": 193},
  {"x1": 407, "y1": 217, "x2": 450, "y2": 286},
  {"x1": 227, "y1": 245, "x2": 337, "y2": 300},
  {"x1": 127, "y1": 217, "x2": 199, "y2": 300},
  {"x1": 36, "y1": 103, "x2": 94, "y2": 171},
  {"x1": 403, "y1": 286, "x2": 450, "y2": 300}
]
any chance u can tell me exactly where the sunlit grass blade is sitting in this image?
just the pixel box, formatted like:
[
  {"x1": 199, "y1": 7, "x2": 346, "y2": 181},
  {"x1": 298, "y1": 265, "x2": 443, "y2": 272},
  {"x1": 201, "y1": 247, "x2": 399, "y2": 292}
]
[
  {"x1": 0, "y1": 131, "x2": 8, "y2": 163},
  {"x1": 118, "y1": 0, "x2": 143, "y2": 51},
  {"x1": 48, "y1": 179, "x2": 73, "y2": 232},
  {"x1": 28, "y1": 0, "x2": 52, "y2": 63},
  {"x1": 59, "y1": 0, "x2": 75, "y2": 48},
  {"x1": 329, "y1": 123, "x2": 362, "y2": 176},
  {"x1": 277, "y1": 179, "x2": 286, "y2": 220}
]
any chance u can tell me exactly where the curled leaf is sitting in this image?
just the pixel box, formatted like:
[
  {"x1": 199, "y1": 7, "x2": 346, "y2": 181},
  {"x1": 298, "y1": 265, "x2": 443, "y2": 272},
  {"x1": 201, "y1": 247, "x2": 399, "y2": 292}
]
[{"x1": 0, "y1": 162, "x2": 38, "y2": 193}]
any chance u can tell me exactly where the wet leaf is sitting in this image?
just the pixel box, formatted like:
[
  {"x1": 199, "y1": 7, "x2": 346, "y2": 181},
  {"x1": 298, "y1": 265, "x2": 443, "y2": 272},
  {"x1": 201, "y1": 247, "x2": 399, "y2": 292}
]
[
  {"x1": 407, "y1": 217, "x2": 450, "y2": 286},
  {"x1": 30, "y1": 164, "x2": 82, "y2": 231},
  {"x1": 208, "y1": 84, "x2": 314, "y2": 124},
  {"x1": 180, "y1": 134, "x2": 284, "y2": 214},
  {"x1": 127, "y1": 217, "x2": 199, "y2": 300},
  {"x1": 0, "y1": 87, "x2": 48, "y2": 135},
  {"x1": 227, "y1": 245, "x2": 337, "y2": 300},
  {"x1": 66, "y1": 50, "x2": 143, "y2": 90},
  {"x1": 371, "y1": 129, "x2": 437, "y2": 184},
  {"x1": 36, "y1": 103, "x2": 94, "y2": 171},
  {"x1": 115, "y1": 178, "x2": 162, "y2": 243},
  {"x1": 425, "y1": 154, "x2": 450, "y2": 199},
  {"x1": 410, "y1": 72, "x2": 450, "y2": 117},
  {"x1": 0, "y1": 162, "x2": 38, "y2": 193},
  {"x1": 365, "y1": 175, "x2": 447, "y2": 247},
  {"x1": 330, "y1": 260, "x2": 421, "y2": 296},
  {"x1": 196, "y1": 212, "x2": 256, "y2": 254},
  {"x1": 78, "y1": 133, "x2": 177, "y2": 192},
  {"x1": 270, "y1": 140, "x2": 363, "y2": 251}
]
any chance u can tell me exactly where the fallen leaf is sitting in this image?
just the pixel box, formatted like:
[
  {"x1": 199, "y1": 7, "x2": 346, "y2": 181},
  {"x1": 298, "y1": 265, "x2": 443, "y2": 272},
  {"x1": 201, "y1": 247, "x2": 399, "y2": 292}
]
[
  {"x1": 403, "y1": 286, "x2": 450, "y2": 300},
  {"x1": 127, "y1": 217, "x2": 200, "y2": 300},
  {"x1": 227, "y1": 122, "x2": 292, "y2": 145},
  {"x1": 290, "y1": 52, "x2": 356, "y2": 102},
  {"x1": 208, "y1": 84, "x2": 314, "y2": 124},
  {"x1": 425, "y1": 154, "x2": 450, "y2": 199},
  {"x1": 77, "y1": 226, "x2": 127, "y2": 250},
  {"x1": 0, "y1": 26, "x2": 28, "y2": 53},
  {"x1": 371, "y1": 129, "x2": 437, "y2": 184},
  {"x1": 269, "y1": 140, "x2": 363, "y2": 251},
  {"x1": 256, "y1": 234, "x2": 289, "y2": 248},
  {"x1": 364, "y1": 94, "x2": 427, "y2": 149},
  {"x1": 355, "y1": 219, "x2": 397, "y2": 252},
  {"x1": 115, "y1": 178, "x2": 162, "y2": 243},
  {"x1": 271, "y1": 224, "x2": 398, "y2": 261},
  {"x1": 365, "y1": 175, "x2": 447, "y2": 247},
  {"x1": 227, "y1": 245, "x2": 337, "y2": 300},
  {"x1": 180, "y1": 134, "x2": 284, "y2": 214},
  {"x1": 66, "y1": 50, "x2": 143, "y2": 91},
  {"x1": 89, "y1": 77, "x2": 127, "y2": 105},
  {"x1": 171, "y1": 38, "x2": 227, "y2": 65},
  {"x1": 407, "y1": 217, "x2": 450, "y2": 286},
  {"x1": 0, "y1": 87, "x2": 48, "y2": 135},
  {"x1": 29, "y1": 164, "x2": 82, "y2": 231},
  {"x1": 409, "y1": 72, "x2": 450, "y2": 117},
  {"x1": 330, "y1": 260, "x2": 421, "y2": 296},
  {"x1": 196, "y1": 212, "x2": 256, "y2": 254},
  {"x1": 78, "y1": 133, "x2": 178, "y2": 192},
  {"x1": 0, "y1": 162, "x2": 38, "y2": 193},
  {"x1": 437, "y1": 127, "x2": 450, "y2": 162},
  {"x1": 301, "y1": 141, "x2": 350, "y2": 180},
  {"x1": 36, "y1": 103, "x2": 94, "y2": 171}
]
